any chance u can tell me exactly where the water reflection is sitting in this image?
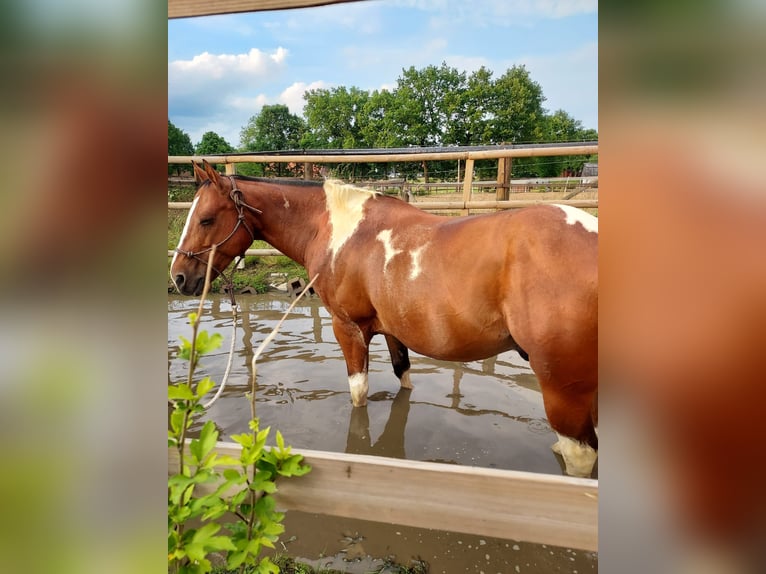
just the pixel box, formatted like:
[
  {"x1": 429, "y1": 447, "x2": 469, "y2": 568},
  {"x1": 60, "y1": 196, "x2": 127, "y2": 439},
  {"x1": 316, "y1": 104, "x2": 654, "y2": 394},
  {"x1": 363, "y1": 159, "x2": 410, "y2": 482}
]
[{"x1": 168, "y1": 293, "x2": 563, "y2": 475}]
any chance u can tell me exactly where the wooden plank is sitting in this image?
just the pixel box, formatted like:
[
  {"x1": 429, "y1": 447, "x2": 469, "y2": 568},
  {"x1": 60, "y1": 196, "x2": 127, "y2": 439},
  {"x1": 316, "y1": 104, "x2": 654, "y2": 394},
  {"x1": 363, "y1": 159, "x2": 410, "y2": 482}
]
[
  {"x1": 169, "y1": 0, "x2": 365, "y2": 19},
  {"x1": 168, "y1": 145, "x2": 598, "y2": 165},
  {"x1": 496, "y1": 157, "x2": 511, "y2": 201},
  {"x1": 169, "y1": 199, "x2": 598, "y2": 211},
  {"x1": 414, "y1": 199, "x2": 599, "y2": 211},
  {"x1": 461, "y1": 158, "x2": 474, "y2": 215},
  {"x1": 169, "y1": 443, "x2": 598, "y2": 551}
]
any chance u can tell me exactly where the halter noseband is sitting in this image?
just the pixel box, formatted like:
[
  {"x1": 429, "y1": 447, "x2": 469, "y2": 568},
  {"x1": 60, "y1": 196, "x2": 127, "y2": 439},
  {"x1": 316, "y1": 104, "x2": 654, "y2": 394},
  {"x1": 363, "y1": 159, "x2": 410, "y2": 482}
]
[{"x1": 174, "y1": 176, "x2": 263, "y2": 283}]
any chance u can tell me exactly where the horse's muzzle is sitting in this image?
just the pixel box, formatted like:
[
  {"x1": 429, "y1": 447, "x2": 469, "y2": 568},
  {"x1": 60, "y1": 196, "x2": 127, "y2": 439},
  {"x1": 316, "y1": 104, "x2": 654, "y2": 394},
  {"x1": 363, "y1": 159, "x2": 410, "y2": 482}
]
[{"x1": 172, "y1": 272, "x2": 204, "y2": 296}]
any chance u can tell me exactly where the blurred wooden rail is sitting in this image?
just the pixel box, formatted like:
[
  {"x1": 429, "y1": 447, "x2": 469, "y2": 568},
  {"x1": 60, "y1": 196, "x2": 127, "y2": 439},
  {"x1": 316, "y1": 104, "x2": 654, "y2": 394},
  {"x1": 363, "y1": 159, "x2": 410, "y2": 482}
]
[{"x1": 169, "y1": 442, "x2": 598, "y2": 551}]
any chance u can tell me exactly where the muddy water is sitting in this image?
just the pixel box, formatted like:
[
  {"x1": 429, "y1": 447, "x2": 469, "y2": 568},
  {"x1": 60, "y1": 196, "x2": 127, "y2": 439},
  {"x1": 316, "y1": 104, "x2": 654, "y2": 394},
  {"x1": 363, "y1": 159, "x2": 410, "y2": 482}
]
[{"x1": 168, "y1": 292, "x2": 597, "y2": 572}]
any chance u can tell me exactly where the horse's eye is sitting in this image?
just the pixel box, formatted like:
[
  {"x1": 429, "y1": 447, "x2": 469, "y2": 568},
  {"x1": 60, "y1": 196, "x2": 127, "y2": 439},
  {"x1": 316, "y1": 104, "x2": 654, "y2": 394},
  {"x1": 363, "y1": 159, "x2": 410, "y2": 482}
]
[{"x1": 200, "y1": 217, "x2": 214, "y2": 226}]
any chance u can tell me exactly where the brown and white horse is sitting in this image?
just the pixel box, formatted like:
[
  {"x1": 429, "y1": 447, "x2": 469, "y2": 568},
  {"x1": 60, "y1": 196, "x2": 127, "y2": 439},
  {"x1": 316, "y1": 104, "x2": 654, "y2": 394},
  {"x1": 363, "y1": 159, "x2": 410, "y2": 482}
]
[{"x1": 171, "y1": 161, "x2": 599, "y2": 477}]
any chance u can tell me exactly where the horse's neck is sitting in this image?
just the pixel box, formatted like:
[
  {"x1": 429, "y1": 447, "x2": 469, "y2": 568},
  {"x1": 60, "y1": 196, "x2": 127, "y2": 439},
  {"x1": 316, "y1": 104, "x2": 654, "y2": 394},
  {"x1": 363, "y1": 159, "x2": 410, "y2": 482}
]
[{"x1": 244, "y1": 182, "x2": 325, "y2": 266}]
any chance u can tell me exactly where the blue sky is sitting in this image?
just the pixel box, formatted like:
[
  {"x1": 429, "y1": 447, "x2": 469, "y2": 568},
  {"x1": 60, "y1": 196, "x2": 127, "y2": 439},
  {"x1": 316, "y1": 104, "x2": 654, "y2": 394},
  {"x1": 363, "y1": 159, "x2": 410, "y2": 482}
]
[{"x1": 168, "y1": 0, "x2": 597, "y2": 147}]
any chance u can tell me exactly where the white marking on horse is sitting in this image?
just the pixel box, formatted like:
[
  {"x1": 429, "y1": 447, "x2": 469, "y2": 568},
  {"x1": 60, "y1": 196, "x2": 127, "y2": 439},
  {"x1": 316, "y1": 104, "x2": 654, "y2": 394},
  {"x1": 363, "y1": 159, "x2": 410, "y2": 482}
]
[
  {"x1": 171, "y1": 195, "x2": 200, "y2": 289},
  {"x1": 324, "y1": 180, "x2": 378, "y2": 263},
  {"x1": 409, "y1": 244, "x2": 427, "y2": 280},
  {"x1": 399, "y1": 370, "x2": 413, "y2": 389},
  {"x1": 376, "y1": 229, "x2": 403, "y2": 272},
  {"x1": 553, "y1": 204, "x2": 598, "y2": 233},
  {"x1": 552, "y1": 433, "x2": 598, "y2": 477},
  {"x1": 348, "y1": 372, "x2": 369, "y2": 407}
]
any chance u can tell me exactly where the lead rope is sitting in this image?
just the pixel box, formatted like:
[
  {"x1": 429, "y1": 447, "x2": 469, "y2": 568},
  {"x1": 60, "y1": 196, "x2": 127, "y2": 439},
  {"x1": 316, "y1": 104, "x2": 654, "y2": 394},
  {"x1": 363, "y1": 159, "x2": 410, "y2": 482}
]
[
  {"x1": 248, "y1": 274, "x2": 319, "y2": 420},
  {"x1": 192, "y1": 176, "x2": 261, "y2": 410},
  {"x1": 202, "y1": 266, "x2": 239, "y2": 410}
]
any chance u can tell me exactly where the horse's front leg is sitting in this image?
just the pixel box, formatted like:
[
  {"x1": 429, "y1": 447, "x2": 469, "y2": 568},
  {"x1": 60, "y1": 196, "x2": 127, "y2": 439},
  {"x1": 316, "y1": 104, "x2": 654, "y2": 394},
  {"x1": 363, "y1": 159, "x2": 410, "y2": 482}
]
[
  {"x1": 331, "y1": 316, "x2": 371, "y2": 407},
  {"x1": 384, "y1": 334, "x2": 412, "y2": 389}
]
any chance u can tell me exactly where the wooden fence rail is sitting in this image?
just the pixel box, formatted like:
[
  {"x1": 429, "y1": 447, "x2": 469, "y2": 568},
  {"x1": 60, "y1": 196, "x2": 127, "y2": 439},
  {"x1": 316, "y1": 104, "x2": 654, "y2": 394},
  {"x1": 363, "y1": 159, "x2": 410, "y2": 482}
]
[
  {"x1": 167, "y1": 144, "x2": 597, "y2": 165},
  {"x1": 169, "y1": 442, "x2": 598, "y2": 551},
  {"x1": 168, "y1": 144, "x2": 597, "y2": 256}
]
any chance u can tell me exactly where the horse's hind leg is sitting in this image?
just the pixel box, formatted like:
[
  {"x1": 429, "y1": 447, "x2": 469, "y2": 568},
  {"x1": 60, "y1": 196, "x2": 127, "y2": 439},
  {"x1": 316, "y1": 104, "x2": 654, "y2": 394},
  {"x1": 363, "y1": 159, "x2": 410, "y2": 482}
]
[
  {"x1": 384, "y1": 335, "x2": 412, "y2": 389},
  {"x1": 537, "y1": 376, "x2": 598, "y2": 477}
]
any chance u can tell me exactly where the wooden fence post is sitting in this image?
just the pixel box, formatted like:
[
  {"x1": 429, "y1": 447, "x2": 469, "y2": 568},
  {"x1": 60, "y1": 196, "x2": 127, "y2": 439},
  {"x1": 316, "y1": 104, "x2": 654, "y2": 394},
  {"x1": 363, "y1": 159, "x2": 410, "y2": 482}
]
[
  {"x1": 461, "y1": 158, "x2": 475, "y2": 216},
  {"x1": 496, "y1": 157, "x2": 511, "y2": 201}
]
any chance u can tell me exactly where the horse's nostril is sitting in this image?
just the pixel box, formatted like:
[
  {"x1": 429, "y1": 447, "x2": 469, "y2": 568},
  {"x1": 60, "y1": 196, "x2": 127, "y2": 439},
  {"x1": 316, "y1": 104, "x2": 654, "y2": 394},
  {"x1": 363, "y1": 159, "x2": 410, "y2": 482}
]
[{"x1": 174, "y1": 274, "x2": 185, "y2": 289}]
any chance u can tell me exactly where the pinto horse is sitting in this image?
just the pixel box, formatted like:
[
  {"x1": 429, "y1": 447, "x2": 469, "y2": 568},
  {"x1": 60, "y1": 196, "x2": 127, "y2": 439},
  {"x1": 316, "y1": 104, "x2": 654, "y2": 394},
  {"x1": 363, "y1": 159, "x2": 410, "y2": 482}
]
[{"x1": 171, "y1": 161, "x2": 599, "y2": 477}]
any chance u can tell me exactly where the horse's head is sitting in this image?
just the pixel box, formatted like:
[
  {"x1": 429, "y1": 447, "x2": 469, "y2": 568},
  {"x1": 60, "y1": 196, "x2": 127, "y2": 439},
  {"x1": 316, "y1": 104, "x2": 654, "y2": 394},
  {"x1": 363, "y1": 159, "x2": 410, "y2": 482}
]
[{"x1": 170, "y1": 160, "x2": 258, "y2": 295}]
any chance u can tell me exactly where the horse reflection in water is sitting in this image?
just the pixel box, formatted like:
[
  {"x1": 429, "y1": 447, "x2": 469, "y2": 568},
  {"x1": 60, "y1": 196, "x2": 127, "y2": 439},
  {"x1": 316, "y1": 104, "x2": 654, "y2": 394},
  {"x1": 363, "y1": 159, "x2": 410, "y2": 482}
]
[{"x1": 171, "y1": 161, "x2": 598, "y2": 477}]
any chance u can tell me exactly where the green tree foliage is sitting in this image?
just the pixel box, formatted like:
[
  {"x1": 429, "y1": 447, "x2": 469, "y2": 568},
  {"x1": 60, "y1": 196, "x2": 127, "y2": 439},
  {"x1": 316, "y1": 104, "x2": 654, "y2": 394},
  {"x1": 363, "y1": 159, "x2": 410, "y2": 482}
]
[
  {"x1": 302, "y1": 86, "x2": 371, "y2": 149},
  {"x1": 195, "y1": 131, "x2": 235, "y2": 155},
  {"x1": 194, "y1": 131, "x2": 235, "y2": 173},
  {"x1": 389, "y1": 62, "x2": 468, "y2": 148},
  {"x1": 168, "y1": 120, "x2": 194, "y2": 175},
  {"x1": 239, "y1": 105, "x2": 307, "y2": 177},
  {"x1": 240, "y1": 64, "x2": 597, "y2": 180},
  {"x1": 489, "y1": 66, "x2": 547, "y2": 144},
  {"x1": 240, "y1": 105, "x2": 306, "y2": 152}
]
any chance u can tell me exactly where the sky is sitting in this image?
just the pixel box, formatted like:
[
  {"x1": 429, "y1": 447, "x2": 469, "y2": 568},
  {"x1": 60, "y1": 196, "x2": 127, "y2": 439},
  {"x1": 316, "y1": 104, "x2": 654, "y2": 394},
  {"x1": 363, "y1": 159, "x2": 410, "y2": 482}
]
[{"x1": 168, "y1": 0, "x2": 597, "y2": 148}]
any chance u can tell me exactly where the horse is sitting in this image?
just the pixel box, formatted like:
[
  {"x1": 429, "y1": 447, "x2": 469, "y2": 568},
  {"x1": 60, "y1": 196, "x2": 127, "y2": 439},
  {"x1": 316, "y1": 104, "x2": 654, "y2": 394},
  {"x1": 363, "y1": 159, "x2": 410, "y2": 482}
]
[{"x1": 171, "y1": 160, "x2": 599, "y2": 477}]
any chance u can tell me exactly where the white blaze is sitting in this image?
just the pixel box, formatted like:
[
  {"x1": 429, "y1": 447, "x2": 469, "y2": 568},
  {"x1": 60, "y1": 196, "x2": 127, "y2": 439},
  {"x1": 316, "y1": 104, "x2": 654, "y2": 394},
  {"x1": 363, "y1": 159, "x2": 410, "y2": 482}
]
[
  {"x1": 553, "y1": 203, "x2": 598, "y2": 233},
  {"x1": 170, "y1": 196, "x2": 200, "y2": 286}
]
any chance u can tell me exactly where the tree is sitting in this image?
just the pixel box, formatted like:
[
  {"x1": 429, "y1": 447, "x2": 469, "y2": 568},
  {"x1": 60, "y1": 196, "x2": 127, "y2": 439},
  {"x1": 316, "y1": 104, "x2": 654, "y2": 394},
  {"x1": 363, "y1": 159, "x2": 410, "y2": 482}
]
[
  {"x1": 488, "y1": 65, "x2": 546, "y2": 145},
  {"x1": 195, "y1": 131, "x2": 235, "y2": 155},
  {"x1": 390, "y1": 62, "x2": 468, "y2": 148},
  {"x1": 239, "y1": 105, "x2": 307, "y2": 176},
  {"x1": 168, "y1": 120, "x2": 194, "y2": 175},
  {"x1": 303, "y1": 86, "x2": 371, "y2": 149}
]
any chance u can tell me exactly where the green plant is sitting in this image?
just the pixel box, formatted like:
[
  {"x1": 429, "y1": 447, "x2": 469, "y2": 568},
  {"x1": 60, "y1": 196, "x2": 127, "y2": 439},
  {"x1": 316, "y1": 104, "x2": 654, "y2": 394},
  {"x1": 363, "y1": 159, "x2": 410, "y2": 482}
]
[{"x1": 168, "y1": 248, "x2": 311, "y2": 574}]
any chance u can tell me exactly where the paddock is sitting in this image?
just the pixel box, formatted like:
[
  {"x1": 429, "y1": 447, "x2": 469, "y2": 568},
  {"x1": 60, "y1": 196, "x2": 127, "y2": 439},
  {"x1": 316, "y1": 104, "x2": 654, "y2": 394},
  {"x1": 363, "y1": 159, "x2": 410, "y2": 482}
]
[{"x1": 167, "y1": 145, "x2": 598, "y2": 566}]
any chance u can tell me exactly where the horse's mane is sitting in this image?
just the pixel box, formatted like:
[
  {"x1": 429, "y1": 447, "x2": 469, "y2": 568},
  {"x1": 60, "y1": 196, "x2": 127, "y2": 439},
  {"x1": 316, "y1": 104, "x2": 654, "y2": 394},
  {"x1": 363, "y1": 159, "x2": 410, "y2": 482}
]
[
  {"x1": 232, "y1": 174, "x2": 323, "y2": 188},
  {"x1": 323, "y1": 179, "x2": 380, "y2": 204}
]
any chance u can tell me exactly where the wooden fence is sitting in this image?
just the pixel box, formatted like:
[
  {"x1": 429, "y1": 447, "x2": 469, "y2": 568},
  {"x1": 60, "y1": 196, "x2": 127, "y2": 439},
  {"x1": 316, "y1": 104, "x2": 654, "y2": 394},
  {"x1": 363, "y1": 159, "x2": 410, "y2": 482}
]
[
  {"x1": 169, "y1": 442, "x2": 598, "y2": 551},
  {"x1": 168, "y1": 143, "x2": 598, "y2": 257}
]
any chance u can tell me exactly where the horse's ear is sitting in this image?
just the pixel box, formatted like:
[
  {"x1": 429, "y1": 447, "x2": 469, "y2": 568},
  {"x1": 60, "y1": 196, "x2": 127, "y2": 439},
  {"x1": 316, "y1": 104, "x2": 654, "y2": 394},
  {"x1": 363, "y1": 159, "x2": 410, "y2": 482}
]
[
  {"x1": 192, "y1": 161, "x2": 207, "y2": 185},
  {"x1": 202, "y1": 160, "x2": 221, "y2": 187}
]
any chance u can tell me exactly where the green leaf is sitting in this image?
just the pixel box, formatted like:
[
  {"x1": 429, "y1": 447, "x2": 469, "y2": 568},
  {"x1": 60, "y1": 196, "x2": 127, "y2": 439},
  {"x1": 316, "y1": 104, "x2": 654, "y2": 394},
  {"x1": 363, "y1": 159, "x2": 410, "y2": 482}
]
[
  {"x1": 195, "y1": 376, "x2": 215, "y2": 398},
  {"x1": 230, "y1": 433, "x2": 253, "y2": 448},
  {"x1": 170, "y1": 410, "x2": 187, "y2": 435},
  {"x1": 195, "y1": 331, "x2": 223, "y2": 355},
  {"x1": 198, "y1": 421, "x2": 218, "y2": 460},
  {"x1": 177, "y1": 335, "x2": 193, "y2": 360},
  {"x1": 227, "y1": 550, "x2": 246, "y2": 570},
  {"x1": 189, "y1": 421, "x2": 218, "y2": 464},
  {"x1": 275, "y1": 430, "x2": 285, "y2": 452},
  {"x1": 223, "y1": 468, "x2": 243, "y2": 481},
  {"x1": 256, "y1": 556, "x2": 280, "y2": 574},
  {"x1": 168, "y1": 384, "x2": 195, "y2": 401}
]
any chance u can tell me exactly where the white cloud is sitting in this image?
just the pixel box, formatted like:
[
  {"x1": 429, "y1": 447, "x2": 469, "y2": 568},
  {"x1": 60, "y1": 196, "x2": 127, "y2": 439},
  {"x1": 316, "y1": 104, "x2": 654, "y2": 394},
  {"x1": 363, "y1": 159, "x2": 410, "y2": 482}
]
[
  {"x1": 279, "y1": 81, "x2": 330, "y2": 115},
  {"x1": 169, "y1": 47, "x2": 291, "y2": 144},
  {"x1": 169, "y1": 47, "x2": 287, "y2": 78}
]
